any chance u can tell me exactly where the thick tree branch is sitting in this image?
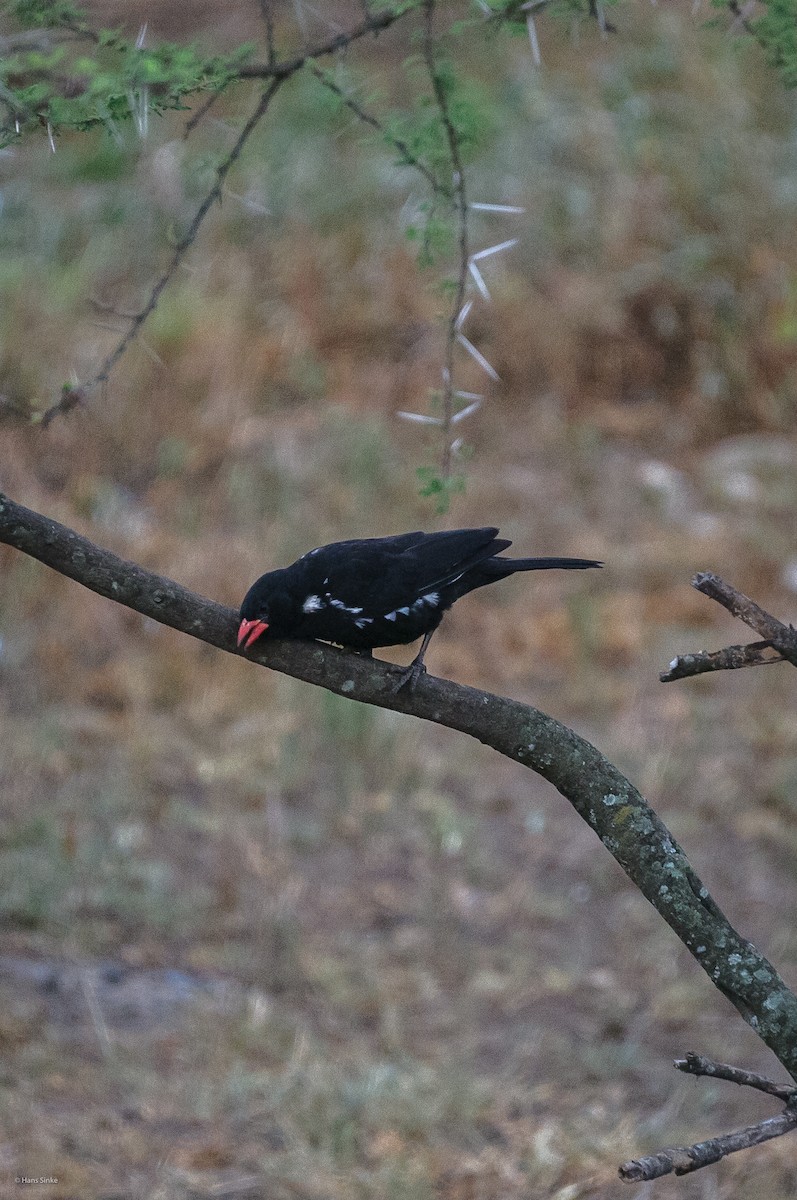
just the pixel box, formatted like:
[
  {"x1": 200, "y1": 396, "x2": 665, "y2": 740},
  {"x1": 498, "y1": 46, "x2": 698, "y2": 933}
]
[
  {"x1": 2, "y1": 493, "x2": 797, "y2": 1087},
  {"x1": 661, "y1": 573, "x2": 797, "y2": 681}
]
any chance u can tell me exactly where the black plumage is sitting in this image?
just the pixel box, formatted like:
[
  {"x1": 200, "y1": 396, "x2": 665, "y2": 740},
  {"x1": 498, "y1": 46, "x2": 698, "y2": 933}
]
[{"x1": 238, "y1": 527, "x2": 601, "y2": 688}]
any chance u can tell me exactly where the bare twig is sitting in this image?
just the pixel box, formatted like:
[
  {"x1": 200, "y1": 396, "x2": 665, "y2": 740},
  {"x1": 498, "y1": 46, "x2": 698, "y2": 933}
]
[
  {"x1": 660, "y1": 639, "x2": 781, "y2": 682},
  {"x1": 183, "y1": 88, "x2": 225, "y2": 138},
  {"x1": 660, "y1": 573, "x2": 797, "y2": 682},
  {"x1": 619, "y1": 1107, "x2": 797, "y2": 1182},
  {"x1": 422, "y1": 0, "x2": 470, "y2": 480},
  {"x1": 619, "y1": 1031, "x2": 797, "y2": 1178},
  {"x1": 692, "y1": 573, "x2": 797, "y2": 664},
  {"x1": 675, "y1": 1052, "x2": 797, "y2": 1102}
]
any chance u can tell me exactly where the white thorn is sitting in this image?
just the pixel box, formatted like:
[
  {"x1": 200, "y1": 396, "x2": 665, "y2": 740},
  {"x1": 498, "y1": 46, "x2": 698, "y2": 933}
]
[
  {"x1": 396, "y1": 411, "x2": 443, "y2": 425},
  {"x1": 469, "y1": 202, "x2": 526, "y2": 213},
  {"x1": 468, "y1": 260, "x2": 491, "y2": 301},
  {"x1": 136, "y1": 22, "x2": 148, "y2": 48},
  {"x1": 47, "y1": 123, "x2": 56, "y2": 153},
  {"x1": 454, "y1": 391, "x2": 483, "y2": 401},
  {"x1": 224, "y1": 188, "x2": 271, "y2": 215},
  {"x1": 471, "y1": 238, "x2": 518, "y2": 262},
  {"x1": 455, "y1": 299, "x2": 473, "y2": 331},
  {"x1": 451, "y1": 400, "x2": 482, "y2": 424},
  {"x1": 457, "y1": 334, "x2": 500, "y2": 382},
  {"x1": 299, "y1": 1, "x2": 344, "y2": 33},
  {"x1": 526, "y1": 14, "x2": 542, "y2": 66}
]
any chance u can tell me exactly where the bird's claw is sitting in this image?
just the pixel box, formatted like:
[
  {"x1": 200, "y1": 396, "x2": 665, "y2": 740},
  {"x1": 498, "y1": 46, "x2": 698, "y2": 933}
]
[{"x1": 394, "y1": 660, "x2": 426, "y2": 693}]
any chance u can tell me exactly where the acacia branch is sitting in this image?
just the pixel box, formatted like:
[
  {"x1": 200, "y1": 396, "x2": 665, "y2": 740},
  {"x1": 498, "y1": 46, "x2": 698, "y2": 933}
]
[
  {"x1": 36, "y1": 2, "x2": 416, "y2": 424},
  {"x1": 422, "y1": 0, "x2": 470, "y2": 481},
  {"x1": 40, "y1": 77, "x2": 285, "y2": 426},
  {"x1": 661, "y1": 573, "x2": 797, "y2": 682},
  {"x1": 2, "y1": 490, "x2": 797, "y2": 1091}
]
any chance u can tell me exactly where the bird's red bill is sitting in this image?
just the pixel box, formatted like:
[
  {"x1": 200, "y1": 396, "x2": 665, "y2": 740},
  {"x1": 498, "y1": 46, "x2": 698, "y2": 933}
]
[{"x1": 237, "y1": 618, "x2": 268, "y2": 650}]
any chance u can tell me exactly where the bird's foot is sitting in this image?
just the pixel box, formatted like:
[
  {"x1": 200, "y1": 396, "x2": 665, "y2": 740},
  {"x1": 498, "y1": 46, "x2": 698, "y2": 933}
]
[{"x1": 394, "y1": 658, "x2": 427, "y2": 693}]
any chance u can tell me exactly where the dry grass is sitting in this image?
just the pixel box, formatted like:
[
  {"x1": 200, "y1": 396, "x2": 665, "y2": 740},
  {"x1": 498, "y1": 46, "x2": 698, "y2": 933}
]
[{"x1": 1, "y1": 3, "x2": 797, "y2": 1197}]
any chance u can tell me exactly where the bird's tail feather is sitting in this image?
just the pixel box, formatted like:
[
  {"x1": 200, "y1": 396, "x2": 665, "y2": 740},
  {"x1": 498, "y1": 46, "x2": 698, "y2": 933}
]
[{"x1": 487, "y1": 556, "x2": 602, "y2": 575}]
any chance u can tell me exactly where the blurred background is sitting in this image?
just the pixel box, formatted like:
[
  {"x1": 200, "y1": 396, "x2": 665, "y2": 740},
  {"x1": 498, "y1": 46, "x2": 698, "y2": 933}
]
[{"x1": 1, "y1": 1, "x2": 797, "y2": 1196}]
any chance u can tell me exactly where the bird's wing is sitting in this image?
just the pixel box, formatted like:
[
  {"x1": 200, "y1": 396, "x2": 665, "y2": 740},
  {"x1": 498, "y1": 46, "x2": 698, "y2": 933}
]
[
  {"x1": 319, "y1": 528, "x2": 511, "y2": 614},
  {"x1": 399, "y1": 527, "x2": 508, "y2": 586},
  {"x1": 300, "y1": 531, "x2": 426, "y2": 561}
]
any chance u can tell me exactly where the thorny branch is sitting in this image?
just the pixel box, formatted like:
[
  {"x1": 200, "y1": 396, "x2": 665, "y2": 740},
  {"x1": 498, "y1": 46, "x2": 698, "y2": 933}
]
[
  {"x1": 35, "y1": 0, "x2": 489, "y2": 456},
  {"x1": 661, "y1": 573, "x2": 797, "y2": 682},
  {"x1": 35, "y1": 3, "x2": 415, "y2": 425},
  {"x1": 422, "y1": 0, "x2": 470, "y2": 481},
  {"x1": 619, "y1": 1053, "x2": 797, "y2": 1182},
  {"x1": 40, "y1": 77, "x2": 285, "y2": 426}
]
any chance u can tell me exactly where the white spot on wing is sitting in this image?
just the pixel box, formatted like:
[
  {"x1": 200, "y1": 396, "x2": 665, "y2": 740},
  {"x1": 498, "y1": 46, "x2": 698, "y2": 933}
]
[
  {"x1": 302, "y1": 594, "x2": 324, "y2": 613},
  {"x1": 330, "y1": 599, "x2": 364, "y2": 614},
  {"x1": 385, "y1": 612, "x2": 397, "y2": 622},
  {"x1": 355, "y1": 617, "x2": 373, "y2": 629},
  {"x1": 398, "y1": 606, "x2": 411, "y2": 616}
]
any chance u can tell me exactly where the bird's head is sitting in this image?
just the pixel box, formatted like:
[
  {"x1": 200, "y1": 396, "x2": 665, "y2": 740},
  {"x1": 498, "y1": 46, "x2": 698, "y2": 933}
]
[{"x1": 237, "y1": 570, "x2": 296, "y2": 651}]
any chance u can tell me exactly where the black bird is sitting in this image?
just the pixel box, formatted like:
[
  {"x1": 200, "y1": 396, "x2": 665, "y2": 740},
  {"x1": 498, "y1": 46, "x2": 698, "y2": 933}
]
[{"x1": 238, "y1": 527, "x2": 601, "y2": 689}]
